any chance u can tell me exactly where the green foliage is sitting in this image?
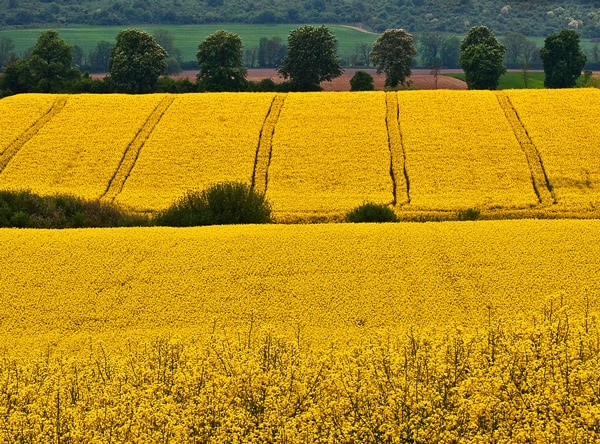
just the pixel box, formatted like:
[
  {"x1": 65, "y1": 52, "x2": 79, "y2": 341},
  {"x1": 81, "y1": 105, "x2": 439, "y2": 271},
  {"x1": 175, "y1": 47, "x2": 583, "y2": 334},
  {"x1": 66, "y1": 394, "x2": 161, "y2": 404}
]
[
  {"x1": 541, "y1": 29, "x2": 587, "y2": 88},
  {"x1": 154, "y1": 182, "x2": 272, "y2": 227},
  {"x1": 502, "y1": 32, "x2": 540, "y2": 70},
  {"x1": 0, "y1": 190, "x2": 147, "y2": 228},
  {"x1": 0, "y1": 30, "x2": 80, "y2": 94},
  {"x1": 457, "y1": 207, "x2": 481, "y2": 221},
  {"x1": 460, "y1": 26, "x2": 506, "y2": 90},
  {"x1": 349, "y1": 70, "x2": 374, "y2": 91},
  {"x1": 108, "y1": 28, "x2": 167, "y2": 94},
  {"x1": 154, "y1": 29, "x2": 183, "y2": 75},
  {"x1": 346, "y1": 202, "x2": 398, "y2": 223},
  {"x1": 196, "y1": 30, "x2": 248, "y2": 92},
  {"x1": 370, "y1": 29, "x2": 416, "y2": 88},
  {"x1": 277, "y1": 25, "x2": 343, "y2": 92}
]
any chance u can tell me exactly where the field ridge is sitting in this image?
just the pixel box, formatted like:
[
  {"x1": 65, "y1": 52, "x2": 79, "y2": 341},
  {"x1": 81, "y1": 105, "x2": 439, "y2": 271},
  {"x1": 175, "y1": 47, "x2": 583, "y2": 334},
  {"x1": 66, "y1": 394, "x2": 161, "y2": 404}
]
[
  {"x1": 0, "y1": 96, "x2": 68, "y2": 173},
  {"x1": 386, "y1": 91, "x2": 409, "y2": 206},
  {"x1": 252, "y1": 93, "x2": 286, "y2": 195},
  {"x1": 496, "y1": 92, "x2": 556, "y2": 206},
  {"x1": 101, "y1": 95, "x2": 175, "y2": 202}
]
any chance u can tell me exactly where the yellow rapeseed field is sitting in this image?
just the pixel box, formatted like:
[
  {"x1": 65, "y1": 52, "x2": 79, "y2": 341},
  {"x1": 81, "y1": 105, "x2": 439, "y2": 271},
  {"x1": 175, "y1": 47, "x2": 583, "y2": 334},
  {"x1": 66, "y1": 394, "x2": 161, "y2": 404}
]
[
  {"x1": 0, "y1": 93, "x2": 56, "y2": 156},
  {"x1": 1, "y1": 221, "x2": 600, "y2": 442},
  {"x1": 0, "y1": 94, "x2": 164, "y2": 199},
  {"x1": 267, "y1": 92, "x2": 392, "y2": 220},
  {"x1": 397, "y1": 90, "x2": 539, "y2": 211},
  {"x1": 506, "y1": 88, "x2": 600, "y2": 211},
  {"x1": 115, "y1": 93, "x2": 275, "y2": 212}
]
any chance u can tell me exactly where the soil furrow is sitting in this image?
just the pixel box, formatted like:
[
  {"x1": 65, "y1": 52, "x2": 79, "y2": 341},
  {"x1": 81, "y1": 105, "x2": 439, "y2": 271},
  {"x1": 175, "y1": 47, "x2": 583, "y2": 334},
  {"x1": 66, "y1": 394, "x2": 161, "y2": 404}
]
[
  {"x1": 252, "y1": 93, "x2": 286, "y2": 195},
  {"x1": 496, "y1": 93, "x2": 555, "y2": 205},
  {"x1": 102, "y1": 95, "x2": 175, "y2": 202},
  {"x1": 0, "y1": 96, "x2": 68, "y2": 173},
  {"x1": 386, "y1": 91, "x2": 410, "y2": 205}
]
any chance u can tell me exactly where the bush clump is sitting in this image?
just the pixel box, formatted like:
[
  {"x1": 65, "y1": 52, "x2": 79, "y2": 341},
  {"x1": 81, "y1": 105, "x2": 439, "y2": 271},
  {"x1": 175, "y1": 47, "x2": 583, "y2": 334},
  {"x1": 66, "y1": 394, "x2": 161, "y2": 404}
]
[
  {"x1": 457, "y1": 207, "x2": 481, "y2": 221},
  {"x1": 154, "y1": 181, "x2": 272, "y2": 226},
  {"x1": 346, "y1": 202, "x2": 398, "y2": 223},
  {"x1": 350, "y1": 70, "x2": 375, "y2": 91},
  {"x1": 0, "y1": 190, "x2": 147, "y2": 228}
]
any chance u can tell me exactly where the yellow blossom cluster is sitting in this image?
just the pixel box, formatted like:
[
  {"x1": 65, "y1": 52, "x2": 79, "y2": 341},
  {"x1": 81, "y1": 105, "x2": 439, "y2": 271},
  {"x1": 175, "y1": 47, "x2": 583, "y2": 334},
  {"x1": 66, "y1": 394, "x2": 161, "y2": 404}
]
[
  {"x1": 267, "y1": 92, "x2": 393, "y2": 221},
  {"x1": 0, "y1": 94, "x2": 165, "y2": 199},
  {"x1": 0, "y1": 94, "x2": 58, "y2": 156},
  {"x1": 397, "y1": 90, "x2": 539, "y2": 211},
  {"x1": 2, "y1": 314, "x2": 600, "y2": 443},
  {"x1": 116, "y1": 93, "x2": 275, "y2": 212},
  {"x1": 505, "y1": 88, "x2": 600, "y2": 211}
]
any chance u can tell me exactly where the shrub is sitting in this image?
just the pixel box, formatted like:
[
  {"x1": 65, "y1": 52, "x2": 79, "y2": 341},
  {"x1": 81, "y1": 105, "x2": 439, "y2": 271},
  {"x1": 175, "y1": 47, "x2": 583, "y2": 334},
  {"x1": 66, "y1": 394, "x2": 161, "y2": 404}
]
[
  {"x1": 457, "y1": 207, "x2": 481, "y2": 221},
  {"x1": 346, "y1": 202, "x2": 398, "y2": 223},
  {"x1": 154, "y1": 182, "x2": 272, "y2": 226},
  {"x1": 350, "y1": 70, "x2": 375, "y2": 91},
  {"x1": 0, "y1": 190, "x2": 147, "y2": 228}
]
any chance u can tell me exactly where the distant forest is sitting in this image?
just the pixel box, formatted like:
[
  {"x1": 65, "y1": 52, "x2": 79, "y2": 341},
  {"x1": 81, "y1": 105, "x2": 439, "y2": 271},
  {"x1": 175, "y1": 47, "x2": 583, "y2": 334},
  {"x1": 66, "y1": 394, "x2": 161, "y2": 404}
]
[{"x1": 2, "y1": 0, "x2": 600, "y2": 37}]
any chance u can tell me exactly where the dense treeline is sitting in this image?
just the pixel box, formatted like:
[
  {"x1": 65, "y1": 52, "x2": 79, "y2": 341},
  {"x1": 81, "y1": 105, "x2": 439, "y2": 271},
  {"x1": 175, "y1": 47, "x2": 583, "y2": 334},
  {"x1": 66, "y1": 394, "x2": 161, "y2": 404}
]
[{"x1": 1, "y1": 0, "x2": 600, "y2": 37}]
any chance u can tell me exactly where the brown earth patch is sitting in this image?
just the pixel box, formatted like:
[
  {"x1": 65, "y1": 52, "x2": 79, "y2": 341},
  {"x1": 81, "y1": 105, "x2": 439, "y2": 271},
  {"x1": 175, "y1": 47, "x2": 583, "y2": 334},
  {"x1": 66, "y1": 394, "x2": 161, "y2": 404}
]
[{"x1": 176, "y1": 68, "x2": 467, "y2": 91}]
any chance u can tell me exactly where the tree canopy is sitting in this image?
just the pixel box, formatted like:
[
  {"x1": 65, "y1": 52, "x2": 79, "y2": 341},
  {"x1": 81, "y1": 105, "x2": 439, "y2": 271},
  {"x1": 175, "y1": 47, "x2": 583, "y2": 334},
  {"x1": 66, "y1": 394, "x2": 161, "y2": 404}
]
[
  {"x1": 196, "y1": 30, "x2": 247, "y2": 92},
  {"x1": 108, "y1": 29, "x2": 167, "y2": 94},
  {"x1": 540, "y1": 29, "x2": 587, "y2": 88},
  {"x1": 1, "y1": 30, "x2": 79, "y2": 94},
  {"x1": 370, "y1": 29, "x2": 416, "y2": 88},
  {"x1": 459, "y1": 25, "x2": 506, "y2": 90},
  {"x1": 277, "y1": 25, "x2": 343, "y2": 92}
]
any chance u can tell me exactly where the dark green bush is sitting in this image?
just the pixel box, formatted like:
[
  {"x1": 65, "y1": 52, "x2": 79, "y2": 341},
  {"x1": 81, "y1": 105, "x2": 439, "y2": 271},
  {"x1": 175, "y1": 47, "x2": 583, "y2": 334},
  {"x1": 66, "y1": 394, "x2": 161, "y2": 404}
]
[
  {"x1": 0, "y1": 190, "x2": 147, "y2": 228},
  {"x1": 154, "y1": 181, "x2": 272, "y2": 226},
  {"x1": 346, "y1": 202, "x2": 398, "y2": 223},
  {"x1": 457, "y1": 207, "x2": 481, "y2": 221},
  {"x1": 350, "y1": 70, "x2": 375, "y2": 91}
]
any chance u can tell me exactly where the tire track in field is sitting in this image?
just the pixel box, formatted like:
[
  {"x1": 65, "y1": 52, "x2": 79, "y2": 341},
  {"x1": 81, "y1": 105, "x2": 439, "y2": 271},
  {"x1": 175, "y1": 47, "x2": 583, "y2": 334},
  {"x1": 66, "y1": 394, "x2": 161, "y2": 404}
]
[
  {"x1": 0, "y1": 96, "x2": 68, "y2": 174},
  {"x1": 251, "y1": 93, "x2": 286, "y2": 195},
  {"x1": 102, "y1": 95, "x2": 175, "y2": 202},
  {"x1": 496, "y1": 93, "x2": 556, "y2": 205},
  {"x1": 386, "y1": 91, "x2": 410, "y2": 205}
]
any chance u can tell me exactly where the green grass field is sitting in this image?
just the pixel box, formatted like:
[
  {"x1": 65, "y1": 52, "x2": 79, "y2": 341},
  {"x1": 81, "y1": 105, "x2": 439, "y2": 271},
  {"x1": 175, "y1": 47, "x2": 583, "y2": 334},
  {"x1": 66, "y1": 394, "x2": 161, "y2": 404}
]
[
  {"x1": 448, "y1": 71, "x2": 546, "y2": 89},
  {"x1": 0, "y1": 24, "x2": 378, "y2": 62}
]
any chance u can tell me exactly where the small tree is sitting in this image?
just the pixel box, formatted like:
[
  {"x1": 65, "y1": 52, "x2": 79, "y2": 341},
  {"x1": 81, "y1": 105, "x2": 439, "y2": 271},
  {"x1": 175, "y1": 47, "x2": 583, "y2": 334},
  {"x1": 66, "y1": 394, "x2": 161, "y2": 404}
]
[
  {"x1": 154, "y1": 29, "x2": 182, "y2": 75},
  {"x1": 540, "y1": 29, "x2": 587, "y2": 88},
  {"x1": 370, "y1": 29, "x2": 416, "y2": 88},
  {"x1": 277, "y1": 25, "x2": 343, "y2": 91},
  {"x1": 350, "y1": 70, "x2": 374, "y2": 91},
  {"x1": 1, "y1": 30, "x2": 79, "y2": 94},
  {"x1": 109, "y1": 29, "x2": 167, "y2": 94},
  {"x1": 196, "y1": 30, "x2": 247, "y2": 92},
  {"x1": 460, "y1": 26, "x2": 506, "y2": 90}
]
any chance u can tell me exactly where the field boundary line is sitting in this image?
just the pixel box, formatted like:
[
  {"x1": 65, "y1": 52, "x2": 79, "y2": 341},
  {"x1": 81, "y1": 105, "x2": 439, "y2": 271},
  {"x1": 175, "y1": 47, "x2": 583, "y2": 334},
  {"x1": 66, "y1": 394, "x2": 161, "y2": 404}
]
[
  {"x1": 386, "y1": 91, "x2": 410, "y2": 205},
  {"x1": 102, "y1": 95, "x2": 175, "y2": 202},
  {"x1": 252, "y1": 93, "x2": 286, "y2": 195},
  {"x1": 496, "y1": 93, "x2": 556, "y2": 205},
  {"x1": 0, "y1": 96, "x2": 68, "y2": 174}
]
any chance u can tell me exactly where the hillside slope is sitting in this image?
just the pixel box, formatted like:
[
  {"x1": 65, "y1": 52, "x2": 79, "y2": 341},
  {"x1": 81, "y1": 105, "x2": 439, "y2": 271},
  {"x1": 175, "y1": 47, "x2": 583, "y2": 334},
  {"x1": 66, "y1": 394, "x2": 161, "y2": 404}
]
[
  {"x1": 1, "y1": 0, "x2": 600, "y2": 36},
  {"x1": 1, "y1": 90, "x2": 599, "y2": 221}
]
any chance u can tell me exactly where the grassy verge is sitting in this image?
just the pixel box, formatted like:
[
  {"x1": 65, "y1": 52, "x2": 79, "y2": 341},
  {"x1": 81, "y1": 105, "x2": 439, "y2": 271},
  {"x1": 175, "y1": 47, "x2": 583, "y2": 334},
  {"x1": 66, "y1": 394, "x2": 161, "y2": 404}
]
[{"x1": 447, "y1": 71, "x2": 546, "y2": 89}]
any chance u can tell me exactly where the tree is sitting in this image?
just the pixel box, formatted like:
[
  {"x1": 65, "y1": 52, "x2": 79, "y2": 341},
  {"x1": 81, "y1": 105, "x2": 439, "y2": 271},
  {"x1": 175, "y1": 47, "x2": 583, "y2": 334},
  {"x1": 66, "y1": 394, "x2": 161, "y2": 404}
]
[
  {"x1": 257, "y1": 37, "x2": 286, "y2": 68},
  {"x1": 459, "y1": 25, "x2": 506, "y2": 90},
  {"x1": 350, "y1": 70, "x2": 374, "y2": 91},
  {"x1": 370, "y1": 29, "x2": 416, "y2": 88},
  {"x1": 196, "y1": 30, "x2": 247, "y2": 92},
  {"x1": 540, "y1": 29, "x2": 587, "y2": 88},
  {"x1": 420, "y1": 32, "x2": 444, "y2": 69},
  {"x1": 0, "y1": 30, "x2": 79, "y2": 94},
  {"x1": 277, "y1": 25, "x2": 343, "y2": 91},
  {"x1": 88, "y1": 41, "x2": 113, "y2": 73},
  {"x1": 154, "y1": 29, "x2": 182, "y2": 74},
  {"x1": 0, "y1": 37, "x2": 15, "y2": 69},
  {"x1": 109, "y1": 29, "x2": 167, "y2": 94}
]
